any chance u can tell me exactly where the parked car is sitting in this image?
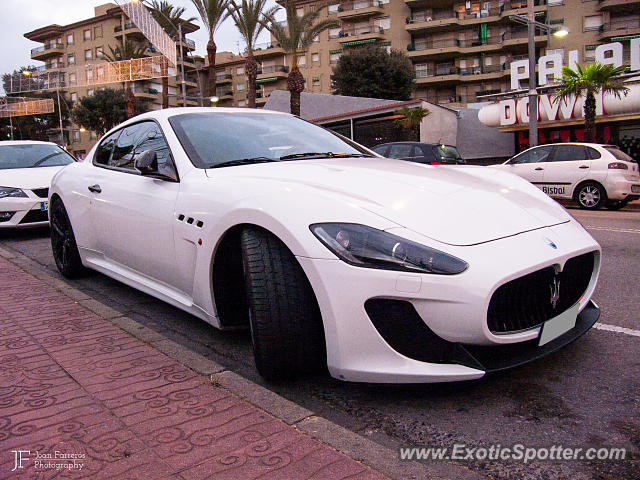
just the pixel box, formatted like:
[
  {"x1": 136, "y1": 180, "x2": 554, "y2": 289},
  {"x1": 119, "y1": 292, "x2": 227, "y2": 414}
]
[
  {"x1": 489, "y1": 143, "x2": 640, "y2": 210},
  {"x1": 371, "y1": 142, "x2": 465, "y2": 165},
  {"x1": 0, "y1": 141, "x2": 75, "y2": 228},
  {"x1": 50, "y1": 108, "x2": 601, "y2": 383}
]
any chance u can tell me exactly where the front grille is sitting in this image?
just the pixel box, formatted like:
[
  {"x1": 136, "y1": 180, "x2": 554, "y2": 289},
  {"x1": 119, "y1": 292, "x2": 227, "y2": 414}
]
[
  {"x1": 488, "y1": 251, "x2": 596, "y2": 334},
  {"x1": 19, "y1": 209, "x2": 48, "y2": 224},
  {"x1": 32, "y1": 187, "x2": 49, "y2": 198}
]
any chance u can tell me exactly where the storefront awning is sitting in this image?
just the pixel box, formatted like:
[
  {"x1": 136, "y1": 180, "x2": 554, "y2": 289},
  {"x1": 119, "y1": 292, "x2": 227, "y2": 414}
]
[
  {"x1": 340, "y1": 38, "x2": 377, "y2": 47},
  {"x1": 611, "y1": 35, "x2": 640, "y2": 42},
  {"x1": 255, "y1": 77, "x2": 280, "y2": 84}
]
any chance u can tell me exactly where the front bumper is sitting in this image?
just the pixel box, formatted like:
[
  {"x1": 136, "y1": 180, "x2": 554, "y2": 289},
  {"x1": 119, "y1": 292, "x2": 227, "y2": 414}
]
[
  {"x1": 297, "y1": 220, "x2": 600, "y2": 383},
  {"x1": 0, "y1": 196, "x2": 49, "y2": 228}
]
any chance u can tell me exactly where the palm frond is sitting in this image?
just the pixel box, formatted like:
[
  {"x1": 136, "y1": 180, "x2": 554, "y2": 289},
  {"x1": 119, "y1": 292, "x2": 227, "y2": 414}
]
[{"x1": 190, "y1": 0, "x2": 231, "y2": 39}]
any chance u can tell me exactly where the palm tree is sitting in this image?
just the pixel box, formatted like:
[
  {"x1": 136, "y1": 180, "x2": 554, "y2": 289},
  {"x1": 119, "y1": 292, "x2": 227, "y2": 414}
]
[
  {"x1": 262, "y1": 1, "x2": 337, "y2": 116},
  {"x1": 554, "y1": 62, "x2": 629, "y2": 143},
  {"x1": 102, "y1": 38, "x2": 148, "y2": 118},
  {"x1": 190, "y1": 0, "x2": 231, "y2": 98},
  {"x1": 229, "y1": 0, "x2": 278, "y2": 108},
  {"x1": 148, "y1": 0, "x2": 197, "y2": 109},
  {"x1": 395, "y1": 106, "x2": 430, "y2": 141}
]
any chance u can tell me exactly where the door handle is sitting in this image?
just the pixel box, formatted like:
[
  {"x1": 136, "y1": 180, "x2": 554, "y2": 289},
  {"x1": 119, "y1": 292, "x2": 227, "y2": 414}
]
[
  {"x1": 578, "y1": 165, "x2": 589, "y2": 169},
  {"x1": 534, "y1": 167, "x2": 544, "y2": 171},
  {"x1": 88, "y1": 184, "x2": 102, "y2": 193}
]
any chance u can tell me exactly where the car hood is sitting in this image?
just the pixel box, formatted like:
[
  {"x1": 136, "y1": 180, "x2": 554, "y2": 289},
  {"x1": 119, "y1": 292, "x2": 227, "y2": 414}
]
[
  {"x1": 0, "y1": 166, "x2": 66, "y2": 190},
  {"x1": 206, "y1": 157, "x2": 571, "y2": 246}
]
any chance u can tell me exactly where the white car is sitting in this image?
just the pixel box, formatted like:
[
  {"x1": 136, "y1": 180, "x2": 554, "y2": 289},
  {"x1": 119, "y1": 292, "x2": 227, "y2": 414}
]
[
  {"x1": 489, "y1": 143, "x2": 640, "y2": 210},
  {"x1": 49, "y1": 108, "x2": 601, "y2": 383},
  {"x1": 0, "y1": 140, "x2": 75, "y2": 228}
]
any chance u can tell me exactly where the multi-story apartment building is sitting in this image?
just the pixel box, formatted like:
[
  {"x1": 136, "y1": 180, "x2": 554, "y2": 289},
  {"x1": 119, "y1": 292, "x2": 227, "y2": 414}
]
[
  {"x1": 213, "y1": 0, "x2": 640, "y2": 108},
  {"x1": 24, "y1": 2, "x2": 204, "y2": 157}
]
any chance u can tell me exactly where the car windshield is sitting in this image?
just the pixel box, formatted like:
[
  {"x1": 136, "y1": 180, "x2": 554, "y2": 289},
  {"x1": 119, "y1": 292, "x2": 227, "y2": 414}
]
[
  {"x1": 0, "y1": 144, "x2": 75, "y2": 170},
  {"x1": 604, "y1": 146, "x2": 634, "y2": 162},
  {"x1": 169, "y1": 112, "x2": 372, "y2": 168},
  {"x1": 434, "y1": 145, "x2": 462, "y2": 160}
]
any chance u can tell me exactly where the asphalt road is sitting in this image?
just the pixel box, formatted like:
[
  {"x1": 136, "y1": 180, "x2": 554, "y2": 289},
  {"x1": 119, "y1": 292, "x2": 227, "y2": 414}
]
[{"x1": 1, "y1": 205, "x2": 638, "y2": 480}]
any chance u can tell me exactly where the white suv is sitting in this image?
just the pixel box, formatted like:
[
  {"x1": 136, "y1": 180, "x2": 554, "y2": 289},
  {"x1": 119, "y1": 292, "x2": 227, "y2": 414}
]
[{"x1": 490, "y1": 143, "x2": 640, "y2": 210}]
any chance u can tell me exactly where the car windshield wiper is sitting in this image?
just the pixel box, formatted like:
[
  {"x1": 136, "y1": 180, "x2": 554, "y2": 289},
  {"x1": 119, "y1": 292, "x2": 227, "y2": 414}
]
[
  {"x1": 279, "y1": 152, "x2": 374, "y2": 160},
  {"x1": 208, "y1": 157, "x2": 279, "y2": 169}
]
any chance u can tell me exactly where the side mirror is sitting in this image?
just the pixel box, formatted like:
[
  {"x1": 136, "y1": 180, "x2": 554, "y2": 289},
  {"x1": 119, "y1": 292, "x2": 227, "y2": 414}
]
[{"x1": 135, "y1": 150, "x2": 158, "y2": 175}]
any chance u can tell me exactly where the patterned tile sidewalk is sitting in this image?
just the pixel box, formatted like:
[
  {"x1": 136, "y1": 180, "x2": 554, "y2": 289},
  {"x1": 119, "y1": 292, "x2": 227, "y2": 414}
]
[{"x1": 0, "y1": 256, "x2": 387, "y2": 480}]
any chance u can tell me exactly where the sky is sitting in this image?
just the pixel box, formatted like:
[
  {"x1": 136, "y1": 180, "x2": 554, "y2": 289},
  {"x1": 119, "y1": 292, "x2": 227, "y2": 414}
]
[{"x1": 0, "y1": 0, "x2": 281, "y2": 92}]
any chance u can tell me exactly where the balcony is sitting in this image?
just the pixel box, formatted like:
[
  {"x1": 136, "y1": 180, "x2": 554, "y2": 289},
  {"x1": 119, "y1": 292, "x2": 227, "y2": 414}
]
[
  {"x1": 255, "y1": 91, "x2": 268, "y2": 106},
  {"x1": 503, "y1": 0, "x2": 547, "y2": 16},
  {"x1": 337, "y1": 0, "x2": 384, "y2": 20},
  {"x1": 215, "y1": 73, "x2": 232, "y2": 84},
  {"x1": 253, "y1": 41, "x2": 285, "y2": 58},
  {"x1": 339, "y1": 25, "x2": 386, "y2": 46},
  {"x1": 415, "y1": 63, "x2": 510, "y2": 85},
  {"x1": 31, "y1": 43, "x2": 64, "y2": 60},
  {"x1": 599, "y1": 19, "x2": 640, "y2": 39},
  {"x1": 408, "y1": 32, "x2": 546, "y2": 59},
  {"x1": 132, "y1": 88, "x2": 160, "y2": 100},
  {"x1": 178, "y1": 37, "x2": 196, "y2": 50},
  {"x1": 178, "y1": 76, "x2": 199, "y2": 88},
  {"x1": 257, "y1": 65, "x2": 289, "y2": 81},
  {"x1": 598, "y1": 0, "x2": 640, "y2": 11},
  {"x1": 215, "y1": 90, "x2": 233, "y2": 100}
]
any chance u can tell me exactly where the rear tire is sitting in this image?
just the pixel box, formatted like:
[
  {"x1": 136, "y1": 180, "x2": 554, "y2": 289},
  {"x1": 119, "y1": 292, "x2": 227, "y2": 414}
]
[
  {"x1": 575, "y1": 182, "x2": 607, "y2": 210},
  {"x1": 240, "y1": 227, "x2": 326, "y2": 380},
  {"x1": 50, "y1": 198, "x2": 84, "y2": 278}
]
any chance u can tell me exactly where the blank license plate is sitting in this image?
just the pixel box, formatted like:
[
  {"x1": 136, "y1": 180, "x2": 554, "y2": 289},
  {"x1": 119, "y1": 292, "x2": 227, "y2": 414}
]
[
  {"x1": 40, "y1": 202, "x2": 48, "y2": 211},
  {"x1": 539, "y1": 303, "x2": 579, "y2": 346}
]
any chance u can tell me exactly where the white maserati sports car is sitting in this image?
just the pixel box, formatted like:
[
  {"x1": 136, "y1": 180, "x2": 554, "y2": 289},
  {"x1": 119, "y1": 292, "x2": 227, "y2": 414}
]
[{"x1": 48, "y1": 108, "x2": 601, "y2": 383}]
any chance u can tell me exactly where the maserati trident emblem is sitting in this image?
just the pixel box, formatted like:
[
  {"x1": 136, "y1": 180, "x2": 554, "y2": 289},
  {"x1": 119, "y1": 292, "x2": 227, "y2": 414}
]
[
  {"x1": 550, "y1": 276, "x2": 561, "y2": 309},
  {"x1": 544, "y1": 237, "x2": 558, "y2": 249}
]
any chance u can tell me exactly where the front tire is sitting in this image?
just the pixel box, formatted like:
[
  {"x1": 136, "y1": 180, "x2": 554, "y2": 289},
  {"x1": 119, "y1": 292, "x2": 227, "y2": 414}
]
[
  {"x1": 575, "y1": 182, "x2": 607, "y2": 210},
  {"x1": 50, "y1": 198, "x2": 84, "y2": 278},
  {"x1": 240, "y1": 227, "x2": 326, "y2": 380}
]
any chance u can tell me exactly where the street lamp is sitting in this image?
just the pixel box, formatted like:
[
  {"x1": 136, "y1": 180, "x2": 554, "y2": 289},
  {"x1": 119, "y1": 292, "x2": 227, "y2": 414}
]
[
  {"x1": 509, "y1": 0, "x2": 568, "y2": 147},
  {"x1": 210, "y1": 96, "x2": 219, "y2": 106},
  {"x1": 22, "y1": 70, "x2": 31, "y2": 76}
]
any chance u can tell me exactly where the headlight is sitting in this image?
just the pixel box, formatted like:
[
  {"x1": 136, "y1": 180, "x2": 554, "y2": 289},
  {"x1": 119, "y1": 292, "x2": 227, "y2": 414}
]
[
  {"x1": 310, "y1": 223, "x2": 468, "y2": 275},
  {"x1": 0, "y1": 187, "x2": 27, "y2": 199}
]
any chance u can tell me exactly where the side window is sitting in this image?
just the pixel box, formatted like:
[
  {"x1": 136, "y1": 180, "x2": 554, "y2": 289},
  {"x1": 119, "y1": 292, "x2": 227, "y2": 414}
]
[
  {"x1": 93, "y1": 130, "x2": 120, "y2": 166},
  {"x1": 512, "y1": 145, "x2": 553, "y2": 164},
  {"x1": 372, "y1": 145, "x2": 388, "y2": 156},
  {"x1": 133, "y1": 122, "x2": 178, "y2": 180},
  {"x1": 552, "y1": 145, "x2": 589, "y2": 162},
  {"x1": 111, "y1": 124, "x2": 142, "y2": 170},
  {"x1": 388, "y1": 144, "x2": 414, "y2": 159},
  {"x1": 586, "y1": 147, "x2": 601, "y2": 159}
]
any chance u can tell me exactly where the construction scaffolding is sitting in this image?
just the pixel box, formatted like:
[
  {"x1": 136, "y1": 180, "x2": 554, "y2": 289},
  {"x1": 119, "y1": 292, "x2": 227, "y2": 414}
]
[
  {"x1": 5, "y1": 56, "x2": 170, "y2": 94},
  {"x1": 0, "y1": 97, "x2": 55, "y2": 118}
]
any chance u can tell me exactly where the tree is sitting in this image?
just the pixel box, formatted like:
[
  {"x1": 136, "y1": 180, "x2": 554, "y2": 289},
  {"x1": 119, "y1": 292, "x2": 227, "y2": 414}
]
[
  {"x1": 229, "y1": 0, "x2": 277, "y2": 108},
  {"x1": 395, "y1": 106, "x2": 430, "y2": 141},
  {"x1": 262, "y1": 1, "x2": 337, "y2": 116},
  {"x1": 332, "y1": 45, "x2": 415, "y2": 101},
  {"x1": 148, "y1": 0, "x2": 197, "y2": 109},
  {"x1": 71, "y1": 89, "x2": 147, "y2": 135},
  {"x1": 554, "y1": 62, "x2": 629, "y2": 143},
  {"x1": 102, "y1": 38, "x2": 148, "y2": 118},
  {"x1": 190, "y1": 0, "x2": 231, "y2": 98}
]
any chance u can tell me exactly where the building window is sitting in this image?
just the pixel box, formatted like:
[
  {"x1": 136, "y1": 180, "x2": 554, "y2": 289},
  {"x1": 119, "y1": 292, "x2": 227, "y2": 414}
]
[
  {"x1": 329, "y1": 27, "x2": 341, "y2": 39},
  {"x1": 297, "y1": 54, "x2": 306, "y2": 66},
  {"x1": 67, "y1": 53, "x2": 75, "y2": 65},
  {"x1": 546, "y1": 48, "x2": 564, "y2": 59},
  {"x1": 485, "y1": 56, "x2": 493, "y2": 66},
  {"x1": 94, "y1": 26, "x2": 103, "y2": 38},
  {"x1": 96, "y1": 46, "x2": 103, "y2": 59},
  {"x1": 312, "y1": 77, "x2": 320, "y2": 86},
  {"x1": 415, "y1": 63, "x2": 428, "y2": 78},
  {"x1": 86, "y1": 70, "x2": 94, "y2": 82},
  {"x1": 90, "y1": 130, "x2": 97, "y2": 140},
  {"x1": 328, "y1": 3, "x2": 339, "y2": 14},
  {"x1": 70, "y1": 92, "x2": 78, "y2": 102},
  {"x1": 85, "y1": 49, "x2": 92, "y2": 61},
  {"x1": 312, "y1": 53, "x2": 320, "y2": 62},
  {"x1": 66, "y1": 33, "x2": 74, "y2": 45},
  {"x1": 83, "y1": 29, "x2": 91, "y2": 41},
  {"x1": 237, "y1": 83, "x2": 245, "y2": 91},
  {"x1": 374, "y1": 17, "x2": 390, "y2": 30},
  {"x1": 296, "y1": 6, "x2": 304, "y2": 17},
  {"x1": 313, "y1": 34, "x2": 319, "y2": 42},
  {"x1": 238, "y1": 100, "x2": 246, "y2": 107},
  {"x1": 330, "y1": 52, "x2": 341, "y2": 64},
  {"x1": 69, "y1": 73, "x2": 77, "y2": 85},
  {"x1": 88, "y1": 89, "x2": 95, "y2": 96},
  {"x1": 73, "y1": 130, "x2": 80, "y2": 142},
  {"x1": 236, "y1": 66, "x2": 244, "y2": 75},
  {"x1": 584, "y1": 15, "x2": 602, "y2": 32},
  {"x1": 97, "y1": 66, "x2": 105, "y2": 78}
]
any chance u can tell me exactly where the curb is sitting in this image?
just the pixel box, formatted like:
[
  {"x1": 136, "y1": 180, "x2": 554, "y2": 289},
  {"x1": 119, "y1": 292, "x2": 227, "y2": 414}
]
[{"x1": 0, "y1": 244, "x2": 481, "y2": 480}]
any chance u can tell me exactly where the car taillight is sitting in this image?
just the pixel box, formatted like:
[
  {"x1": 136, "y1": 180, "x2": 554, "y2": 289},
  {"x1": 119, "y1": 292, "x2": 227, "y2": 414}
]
[
  {"x1": 608, "y1": 162, "x2": 628, "y2": 170},
  {"x1": 430, "y1": 162, "x2": 443, "y2": 165}
]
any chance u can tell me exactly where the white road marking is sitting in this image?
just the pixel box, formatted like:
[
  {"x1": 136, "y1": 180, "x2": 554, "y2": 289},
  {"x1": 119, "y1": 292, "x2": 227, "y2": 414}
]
[
  {"x1": 594, "y1": 323, "x2": 640, "y2": 338},
  {"x1": 585, "y1": 226, "x2": 640, "y2": 234}
]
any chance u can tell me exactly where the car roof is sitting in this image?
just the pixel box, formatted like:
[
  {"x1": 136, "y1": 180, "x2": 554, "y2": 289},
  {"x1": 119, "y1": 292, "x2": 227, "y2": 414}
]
[
  {"x1": 0, "y1": 140, "x2": 59, "y2": 146},
  {"x1": 527, "y1": 142, "x2": 612, "y2": 148},
  {"x1": 374, "y1": 142, "x2": 454, "y2": 147},
  {"x1": 122, "y1": 107, "x2": 289, "y2": 124}
]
